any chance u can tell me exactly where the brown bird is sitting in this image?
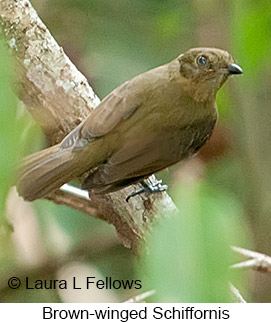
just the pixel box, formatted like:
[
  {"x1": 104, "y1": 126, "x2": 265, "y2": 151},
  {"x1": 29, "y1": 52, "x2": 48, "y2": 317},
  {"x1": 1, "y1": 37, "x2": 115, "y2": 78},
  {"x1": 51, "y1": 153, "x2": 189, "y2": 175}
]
[{"x1": 17, "y1": 48, "x2": 242, "y2": 201}]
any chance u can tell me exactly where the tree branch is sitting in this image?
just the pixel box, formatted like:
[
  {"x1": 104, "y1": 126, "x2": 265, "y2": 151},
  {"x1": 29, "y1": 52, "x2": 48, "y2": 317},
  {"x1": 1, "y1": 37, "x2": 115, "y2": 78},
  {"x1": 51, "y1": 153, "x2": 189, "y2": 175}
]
[{"x1": 0, "y1": 0, "x2": 177, "y2": 252}]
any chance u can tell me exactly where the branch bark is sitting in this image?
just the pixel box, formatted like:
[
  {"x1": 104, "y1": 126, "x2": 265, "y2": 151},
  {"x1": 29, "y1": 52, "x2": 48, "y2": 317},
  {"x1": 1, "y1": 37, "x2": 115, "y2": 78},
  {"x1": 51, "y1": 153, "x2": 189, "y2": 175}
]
[{"x1": 0, "y1": 0, "x2": 177, "y2": 252}]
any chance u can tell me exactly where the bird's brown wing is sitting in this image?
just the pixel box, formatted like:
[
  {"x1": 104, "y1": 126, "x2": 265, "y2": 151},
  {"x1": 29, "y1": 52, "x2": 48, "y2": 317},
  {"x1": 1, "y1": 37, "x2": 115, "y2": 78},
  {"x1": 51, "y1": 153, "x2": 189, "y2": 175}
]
[
  {"x1": 81, "y1": 131, "x2": 180, "y2": 193},
  {"x1": 82, "y1": 118, "x2": 217, "y2": 193},
  {"x1": 60, "y1": 79, "x2": 143, "y2": 150}
]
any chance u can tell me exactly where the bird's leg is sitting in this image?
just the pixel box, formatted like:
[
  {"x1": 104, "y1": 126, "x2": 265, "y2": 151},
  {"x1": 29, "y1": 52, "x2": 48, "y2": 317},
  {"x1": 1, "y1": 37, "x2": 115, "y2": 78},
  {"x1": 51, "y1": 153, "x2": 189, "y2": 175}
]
[{"x1": 126, "y1": 180, "x2": 168, "y2": 202}]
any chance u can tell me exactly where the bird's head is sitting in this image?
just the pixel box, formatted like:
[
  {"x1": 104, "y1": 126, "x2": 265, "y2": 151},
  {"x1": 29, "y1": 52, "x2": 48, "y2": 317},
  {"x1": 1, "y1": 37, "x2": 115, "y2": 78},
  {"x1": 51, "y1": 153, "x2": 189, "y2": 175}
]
[{"x1": 177, "y1": 47, "x2": 242, "y2": 101}]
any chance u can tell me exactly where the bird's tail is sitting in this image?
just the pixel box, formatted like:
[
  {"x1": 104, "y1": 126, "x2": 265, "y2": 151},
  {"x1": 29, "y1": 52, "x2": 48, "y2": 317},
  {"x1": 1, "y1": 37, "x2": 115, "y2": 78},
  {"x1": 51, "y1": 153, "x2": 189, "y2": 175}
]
[{"x1": 17, "y1": 144, "x2": 78, "y2": 201}]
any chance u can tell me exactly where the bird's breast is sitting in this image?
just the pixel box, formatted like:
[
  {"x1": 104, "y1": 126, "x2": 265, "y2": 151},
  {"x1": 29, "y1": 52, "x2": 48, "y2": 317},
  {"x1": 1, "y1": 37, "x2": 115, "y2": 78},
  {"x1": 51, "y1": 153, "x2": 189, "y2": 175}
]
[
  {"x1": 179, "y1": 117, "x2": 217, "y2": 158},
  {"x1": 156, "y1": 114, "x2": 217, "y2": 165}
]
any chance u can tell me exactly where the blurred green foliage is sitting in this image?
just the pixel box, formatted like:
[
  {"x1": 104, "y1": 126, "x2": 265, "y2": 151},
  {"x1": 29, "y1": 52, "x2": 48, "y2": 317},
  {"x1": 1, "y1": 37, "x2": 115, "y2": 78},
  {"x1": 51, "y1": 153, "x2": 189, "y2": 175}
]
[
  {"x1": 232, "y1": 0, "x2": 271, "y2": 79},
  {"x1": 142, "y1": 181, "x2": 247, "y2": 302},
  {"x1": 0, "y1": 41, "x2": 23, "y2": 222},
  {"x1": 42, "y1": 0, "x2": 195, "y2": 97}
]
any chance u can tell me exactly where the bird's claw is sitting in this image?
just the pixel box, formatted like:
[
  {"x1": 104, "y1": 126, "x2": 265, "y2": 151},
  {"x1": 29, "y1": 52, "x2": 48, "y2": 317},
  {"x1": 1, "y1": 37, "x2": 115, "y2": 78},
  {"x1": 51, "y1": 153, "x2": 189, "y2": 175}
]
[{"x1": 126, "y1": 180, "x2": 168, "y2": 202}]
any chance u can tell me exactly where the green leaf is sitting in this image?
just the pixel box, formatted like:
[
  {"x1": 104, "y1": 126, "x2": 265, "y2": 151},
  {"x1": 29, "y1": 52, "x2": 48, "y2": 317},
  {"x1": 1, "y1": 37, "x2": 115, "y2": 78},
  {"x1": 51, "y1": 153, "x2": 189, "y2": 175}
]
[{"x1": 142, "y1": 181, "x2": 247, "y2": 302}]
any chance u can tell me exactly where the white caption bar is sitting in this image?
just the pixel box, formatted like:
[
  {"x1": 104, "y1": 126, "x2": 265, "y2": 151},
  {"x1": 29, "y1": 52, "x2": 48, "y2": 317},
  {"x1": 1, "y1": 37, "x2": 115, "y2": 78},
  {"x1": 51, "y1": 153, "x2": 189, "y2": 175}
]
[{"x1": 0, "y1": 303, "x2": 270, "y2": 322}]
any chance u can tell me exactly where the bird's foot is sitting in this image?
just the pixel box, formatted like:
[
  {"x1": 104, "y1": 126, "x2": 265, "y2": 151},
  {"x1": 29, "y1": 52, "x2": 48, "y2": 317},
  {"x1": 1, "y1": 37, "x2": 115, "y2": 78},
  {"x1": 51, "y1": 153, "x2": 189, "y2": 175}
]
[{"x1": 126, "y1": 180, "x2": 168, "y2": 202}]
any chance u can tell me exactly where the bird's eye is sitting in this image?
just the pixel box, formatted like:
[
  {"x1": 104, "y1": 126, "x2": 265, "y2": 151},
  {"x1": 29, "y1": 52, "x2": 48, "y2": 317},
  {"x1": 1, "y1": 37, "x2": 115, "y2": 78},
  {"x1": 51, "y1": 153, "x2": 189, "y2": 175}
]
[{"x1": 197, "y1": 55, "x2": 208, "y2": 66}]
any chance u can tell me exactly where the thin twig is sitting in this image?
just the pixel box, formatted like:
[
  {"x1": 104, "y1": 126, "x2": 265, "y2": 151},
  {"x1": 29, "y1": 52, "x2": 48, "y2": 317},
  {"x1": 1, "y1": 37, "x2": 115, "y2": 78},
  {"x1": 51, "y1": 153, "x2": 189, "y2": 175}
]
[
  {"x1": 124, "y1": 290, "x2": 156, "y2": 303},
  {"x1": 61, "y1": 184, "x2": 90, "y2": 200},
  {"x1": 231, "y1": 246, "x2": 271, "y2": 273},
  {"x1": 229, "y1": 283, "x2": 246, "y2": 303},
  {"x1": 46, "y1": 189, "x2": 98, "y2": 216}
]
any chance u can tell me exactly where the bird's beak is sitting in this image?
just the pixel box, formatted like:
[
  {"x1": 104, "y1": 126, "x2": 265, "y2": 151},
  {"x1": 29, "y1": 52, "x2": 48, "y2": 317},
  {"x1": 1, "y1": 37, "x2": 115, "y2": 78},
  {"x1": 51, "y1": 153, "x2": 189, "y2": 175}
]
[{"x1": 228, "y1": 63, "x2": 243, "y2": 75}]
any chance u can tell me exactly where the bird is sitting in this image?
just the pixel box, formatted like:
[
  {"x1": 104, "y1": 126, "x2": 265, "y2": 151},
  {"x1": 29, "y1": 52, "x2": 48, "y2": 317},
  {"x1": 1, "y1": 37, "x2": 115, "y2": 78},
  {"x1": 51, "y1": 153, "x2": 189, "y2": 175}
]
[{"x1": 17, "y1": 47, "x2": 242, "y2": 202}]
